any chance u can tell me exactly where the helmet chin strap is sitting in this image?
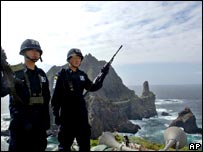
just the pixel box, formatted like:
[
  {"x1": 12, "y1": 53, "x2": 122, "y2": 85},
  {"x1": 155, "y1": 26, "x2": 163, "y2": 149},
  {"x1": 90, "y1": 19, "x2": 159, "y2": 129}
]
[
  {"x1": 39, "y1": 56, "x2": 43, "y2": 62},
  {"x1": 24, "y1": 54, "x2": 42, "y2": 62}
]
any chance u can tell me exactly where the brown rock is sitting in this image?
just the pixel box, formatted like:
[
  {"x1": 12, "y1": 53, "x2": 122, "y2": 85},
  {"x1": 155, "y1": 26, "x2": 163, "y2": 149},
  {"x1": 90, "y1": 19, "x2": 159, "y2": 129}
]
[{"x1": 169, "y1": 107, "x2": 202, "y2": 134}]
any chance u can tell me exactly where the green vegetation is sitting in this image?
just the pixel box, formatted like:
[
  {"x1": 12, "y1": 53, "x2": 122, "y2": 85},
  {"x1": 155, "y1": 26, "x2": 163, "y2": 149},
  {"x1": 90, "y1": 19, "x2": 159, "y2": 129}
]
[
  {"x1": 90, "y1": 139, "x2": 99, "y2": 147},
  {"x1": 90, "y1": 134, "x2": 190, "y2": 151},
  {"x1": 129, "y1": 136, "x2": 189, "y2": 151}
]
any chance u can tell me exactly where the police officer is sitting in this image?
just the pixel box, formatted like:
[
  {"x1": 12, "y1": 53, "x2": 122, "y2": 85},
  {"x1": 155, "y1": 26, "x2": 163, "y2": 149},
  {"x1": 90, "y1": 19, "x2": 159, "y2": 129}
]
[
  {"x1": 1, "y1": 39, "x2": 51, "y2": 151},
  {"x1": 51, "y1": 48, "x2": 109, "y2": 151}
]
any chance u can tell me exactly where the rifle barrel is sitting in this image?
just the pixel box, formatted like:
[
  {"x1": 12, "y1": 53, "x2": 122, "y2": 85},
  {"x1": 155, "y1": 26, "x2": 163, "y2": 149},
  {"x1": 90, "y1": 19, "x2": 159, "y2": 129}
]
[{"x1": 109, "y1": 45, "x2": 123, "y2": 64}]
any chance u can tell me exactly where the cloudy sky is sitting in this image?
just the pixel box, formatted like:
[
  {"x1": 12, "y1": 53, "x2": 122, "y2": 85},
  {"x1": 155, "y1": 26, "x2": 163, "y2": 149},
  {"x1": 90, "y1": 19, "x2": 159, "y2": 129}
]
[{"x1": 1, "y1": 1, "x2": 202, "y2": 85}]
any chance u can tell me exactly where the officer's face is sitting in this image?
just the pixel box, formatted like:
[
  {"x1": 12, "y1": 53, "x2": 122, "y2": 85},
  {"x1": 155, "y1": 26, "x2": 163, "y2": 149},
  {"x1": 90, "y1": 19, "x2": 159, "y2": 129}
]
[
  {"x1": 25, "y1": 49, "x2": 40, "y2": 61},
  {"x1": 69, "y1": 55, "x2": 81, "y2": 68}
]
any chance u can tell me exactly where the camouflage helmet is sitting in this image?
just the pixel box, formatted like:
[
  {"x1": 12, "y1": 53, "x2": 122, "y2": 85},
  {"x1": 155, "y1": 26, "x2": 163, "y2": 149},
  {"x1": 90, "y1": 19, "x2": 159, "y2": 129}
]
[
  {"x1": 67, "y1": 48, "x2": 83, "y2": 61},
  {"x1": 20, "y1": 39, "x2": 43, "y2": 55}
]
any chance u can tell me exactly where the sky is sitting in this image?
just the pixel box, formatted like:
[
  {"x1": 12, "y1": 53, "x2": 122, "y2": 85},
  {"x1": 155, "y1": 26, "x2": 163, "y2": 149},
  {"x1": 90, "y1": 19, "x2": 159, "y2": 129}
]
[{"x1": 1, "y1": 1, "x2": 202, "y2": 86}]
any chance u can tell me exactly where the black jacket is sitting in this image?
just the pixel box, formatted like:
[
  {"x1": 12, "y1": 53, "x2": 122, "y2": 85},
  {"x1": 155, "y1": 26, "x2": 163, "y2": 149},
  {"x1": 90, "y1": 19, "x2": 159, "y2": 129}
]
[
  {"x1": 2, "y1": 64, "x2": 50, "y2": 131},
  {"x1": 1, "y1": 72, "x2": 10, "y2": 97},
  {"x1": 51, "y1": 67, "x2": 105, "y2": 126}
]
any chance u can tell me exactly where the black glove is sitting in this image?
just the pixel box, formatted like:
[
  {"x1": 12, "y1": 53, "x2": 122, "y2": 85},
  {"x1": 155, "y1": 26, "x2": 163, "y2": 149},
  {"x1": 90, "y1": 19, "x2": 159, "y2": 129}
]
[
  {"x1": 101, "y1": 65, "x2": 110, "y2": 76},
  {"x1": 98, "y1": 66, "x2": 109, "y2": 84},
  {"x1": 92, "y1": 65, "x2": 110, "y2": 86}
]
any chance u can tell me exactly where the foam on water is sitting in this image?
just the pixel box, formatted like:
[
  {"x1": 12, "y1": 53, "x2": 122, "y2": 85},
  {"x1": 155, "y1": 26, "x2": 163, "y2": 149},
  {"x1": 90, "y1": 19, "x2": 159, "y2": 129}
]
[
  {"x1": 155, "y1": 99, "x2": 184, "y2": 105},
  {"x1": 158, "y1": 115, "x2": 178, "y2": 121}
]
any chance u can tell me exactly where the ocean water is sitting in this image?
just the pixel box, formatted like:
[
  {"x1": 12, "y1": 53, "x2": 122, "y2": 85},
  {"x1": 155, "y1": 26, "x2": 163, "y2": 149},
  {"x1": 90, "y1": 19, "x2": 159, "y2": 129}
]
[
  {"x1": 1, "y1": 84, "x2": 202, "y2": 150},
  {"x1": 128, "y1": 84, "x2": 202, "y2": 147}
]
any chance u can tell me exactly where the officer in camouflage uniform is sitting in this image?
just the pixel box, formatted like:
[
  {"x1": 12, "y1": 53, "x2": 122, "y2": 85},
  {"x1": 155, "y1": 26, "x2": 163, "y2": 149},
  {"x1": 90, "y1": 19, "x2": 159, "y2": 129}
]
[
  {"x1": 51, "y1": 48, "x2": 109, "y2": 151},
  {"x1": 1, "y1": 39, "x2": 50, "y2": 151}
]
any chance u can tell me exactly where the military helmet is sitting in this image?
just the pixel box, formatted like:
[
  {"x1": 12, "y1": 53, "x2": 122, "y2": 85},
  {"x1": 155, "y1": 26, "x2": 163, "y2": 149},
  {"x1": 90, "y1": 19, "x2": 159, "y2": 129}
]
[
  {"x1": 67, "y1": 48, "x2": 83, "y2": 61},
  {"x1": 20, "y1": 39, "x2": 43, "y2": 55}
]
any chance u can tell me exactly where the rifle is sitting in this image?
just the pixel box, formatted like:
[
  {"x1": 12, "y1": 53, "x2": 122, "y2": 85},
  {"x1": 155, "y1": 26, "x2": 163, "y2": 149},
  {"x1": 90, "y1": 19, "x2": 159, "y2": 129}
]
[
  {"x1": 83, "y1": 45, "x2": 123, "y2": 97},
  {"x1": 1, "y1": 47, "x2": 23, "y2": 103}
]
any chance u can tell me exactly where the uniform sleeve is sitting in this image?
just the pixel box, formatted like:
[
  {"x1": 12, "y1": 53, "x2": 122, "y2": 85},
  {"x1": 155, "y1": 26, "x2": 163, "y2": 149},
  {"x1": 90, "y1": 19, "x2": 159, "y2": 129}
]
[
  {"x1": 51, "y1": 73, "x2": 63, "y2": 118},
  {"x1": 84, "y1": 66, "x2": 109, "y2": 92},
  {"x1": 44, "y1": 75, "x2": 51, "y2": 130},
  {"x1": 1, "y1": 72, "x2": 10, "y2": 97},
  {"x1": 44, "y1": 74, "x2": 51, "y2": 104},
  {"x1": 38, "y1": 69, "x2": 51, "y2": 130},
  {"x1": 84, "y1": 73, "x2": 103, "y2": 92}
]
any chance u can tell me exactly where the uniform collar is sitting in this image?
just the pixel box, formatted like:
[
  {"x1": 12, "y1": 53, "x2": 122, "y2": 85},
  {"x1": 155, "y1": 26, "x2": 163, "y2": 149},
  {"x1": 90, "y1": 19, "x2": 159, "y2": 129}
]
[
  {"x1": 24, "y1": 64, "x2": 39, "y2": 73},
  {"x1": 67, "y1": 66, "x2": 78, "y2": 73}
]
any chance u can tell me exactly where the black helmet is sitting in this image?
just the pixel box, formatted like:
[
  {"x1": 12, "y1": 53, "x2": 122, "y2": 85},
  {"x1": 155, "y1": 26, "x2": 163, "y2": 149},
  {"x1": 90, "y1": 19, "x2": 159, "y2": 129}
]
[
  {"x1": 67, "y1": 48, "x2": 83, "y2": 61},
  {"x1": 20, "y1": 39, "x2": 43, "y2": 55}
]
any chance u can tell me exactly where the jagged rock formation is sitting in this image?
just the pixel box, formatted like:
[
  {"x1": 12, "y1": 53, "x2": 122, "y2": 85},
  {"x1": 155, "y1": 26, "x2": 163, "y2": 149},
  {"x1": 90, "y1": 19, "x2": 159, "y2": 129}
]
[
  {"x1": 142, "y1": 81, "x2": 150, "y2": 96},
  {"x1": 161, "y1": 112, "x2": 171, "y2": 116},
  {"x1": 86, "y1": 95, "x2": 141, "y2": 138},
  {"x1": 47, "y1": 54, "x2": 157, "y2": 138},
  {"x1": 169, "y1": 107, "x2": 202, "y2": 134}
]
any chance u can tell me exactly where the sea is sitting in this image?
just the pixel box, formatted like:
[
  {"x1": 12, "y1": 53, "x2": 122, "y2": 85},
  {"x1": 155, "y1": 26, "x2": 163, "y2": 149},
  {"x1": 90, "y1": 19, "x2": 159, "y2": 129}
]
[
  {"x1": 1, "y1": 84, "x2": 202, "y2": 150},
  {"x1": 128, "y1": 84, "x2": 202, "y2": 147}
]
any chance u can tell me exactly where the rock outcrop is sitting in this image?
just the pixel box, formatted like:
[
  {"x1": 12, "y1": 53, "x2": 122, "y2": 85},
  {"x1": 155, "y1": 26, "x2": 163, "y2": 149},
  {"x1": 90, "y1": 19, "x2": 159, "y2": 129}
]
[
  {"x1": 86, "y1": 95, "x2": 141, "y2": 138},
  {"x1": 169, "y1": 107, "x2": 202, "y2": 134},
  {"x1": 161, "y1": 112, "x2": 171, "y2": 116},
  {"x1": 47, "y1": 54, "x2": 157, "y2": 138}
]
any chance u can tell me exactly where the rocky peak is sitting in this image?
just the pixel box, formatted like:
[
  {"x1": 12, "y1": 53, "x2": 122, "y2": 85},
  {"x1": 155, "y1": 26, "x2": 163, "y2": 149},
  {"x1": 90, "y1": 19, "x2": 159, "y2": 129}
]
[
  {"x1": 47, "y1": 54, "x2": 157, "y2": 138},
  {"x1": 80, "y1": 54, "x2": 136, "y2": 101},
  {"x1": 142, "y1": 81, "x2": 150, "y2": 96}
]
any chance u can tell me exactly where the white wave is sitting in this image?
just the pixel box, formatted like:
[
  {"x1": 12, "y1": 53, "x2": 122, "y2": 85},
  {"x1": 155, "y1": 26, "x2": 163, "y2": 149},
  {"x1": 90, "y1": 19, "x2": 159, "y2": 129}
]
[
  {"x1": 193, "y1": 139, "x2": 202, "y2": 145},
  {"x1": 1, "y1": 113, "x2": 10, "y2": 117},
  {"x1": 156, "y1": 108, "x2": 168, "y2": 112},
  {"x1": 147, "y1": 116, "x2": 160, "y2": 120},
  {"x1": 164, "y1": 123, "x2": 169, "y2": 127},
  {"x1": 130, "y1": 120, "x2": 147, "y2": 128},
  {"x1": 159, "y1": 115, "x2": 177, "y2": 121},
  {"x1": 155, "y1": 99, "x2": 184, "y2": 105}
]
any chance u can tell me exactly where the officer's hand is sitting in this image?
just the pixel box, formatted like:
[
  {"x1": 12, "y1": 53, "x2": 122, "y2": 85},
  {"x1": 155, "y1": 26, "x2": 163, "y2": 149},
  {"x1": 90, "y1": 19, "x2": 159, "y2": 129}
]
[{"x1": 101, "y1": 66, "x2": 109, "y2": 75}]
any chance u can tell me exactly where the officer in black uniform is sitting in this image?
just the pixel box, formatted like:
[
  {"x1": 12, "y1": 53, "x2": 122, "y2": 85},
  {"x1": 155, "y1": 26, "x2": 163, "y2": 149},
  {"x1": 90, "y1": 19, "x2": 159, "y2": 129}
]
[
  {"x1": 1, "y1": 39, "x2": 50, "y2": 151},
  {"x1": 51, "y1": 48, "x2": 109, "y2": 151}
]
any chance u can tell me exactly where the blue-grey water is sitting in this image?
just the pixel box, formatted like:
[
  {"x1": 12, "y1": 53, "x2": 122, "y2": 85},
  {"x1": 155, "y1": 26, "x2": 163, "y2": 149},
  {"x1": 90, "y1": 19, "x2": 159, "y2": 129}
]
[{"x1": 128, "y1": 84, "x2": 202, "y2": 147}]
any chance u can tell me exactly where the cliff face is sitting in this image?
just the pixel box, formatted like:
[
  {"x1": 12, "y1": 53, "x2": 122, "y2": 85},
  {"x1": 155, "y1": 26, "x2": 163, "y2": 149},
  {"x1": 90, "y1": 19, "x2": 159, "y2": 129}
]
[{"x1": 47, "y1": 54, "x2": 157, "y2": 138}]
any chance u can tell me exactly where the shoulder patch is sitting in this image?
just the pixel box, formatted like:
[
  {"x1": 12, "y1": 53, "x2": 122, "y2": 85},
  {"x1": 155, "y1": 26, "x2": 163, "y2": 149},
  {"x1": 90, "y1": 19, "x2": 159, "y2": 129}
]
[
  {"x1": 80, "y1": 75, "x2": 85, "y2": 81},
  {"x1": 10, "y1": 63, "x2": 24, "y2": 72},
  {"x1": 52, "y1": 75, "x2": 58, "y2": 89},
  {"x1": 40, "y1": 76, "x2": 47, "y2": 82},
  {"x1": 54, "y1": 75, "x2": 58, "y2": 80}
]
